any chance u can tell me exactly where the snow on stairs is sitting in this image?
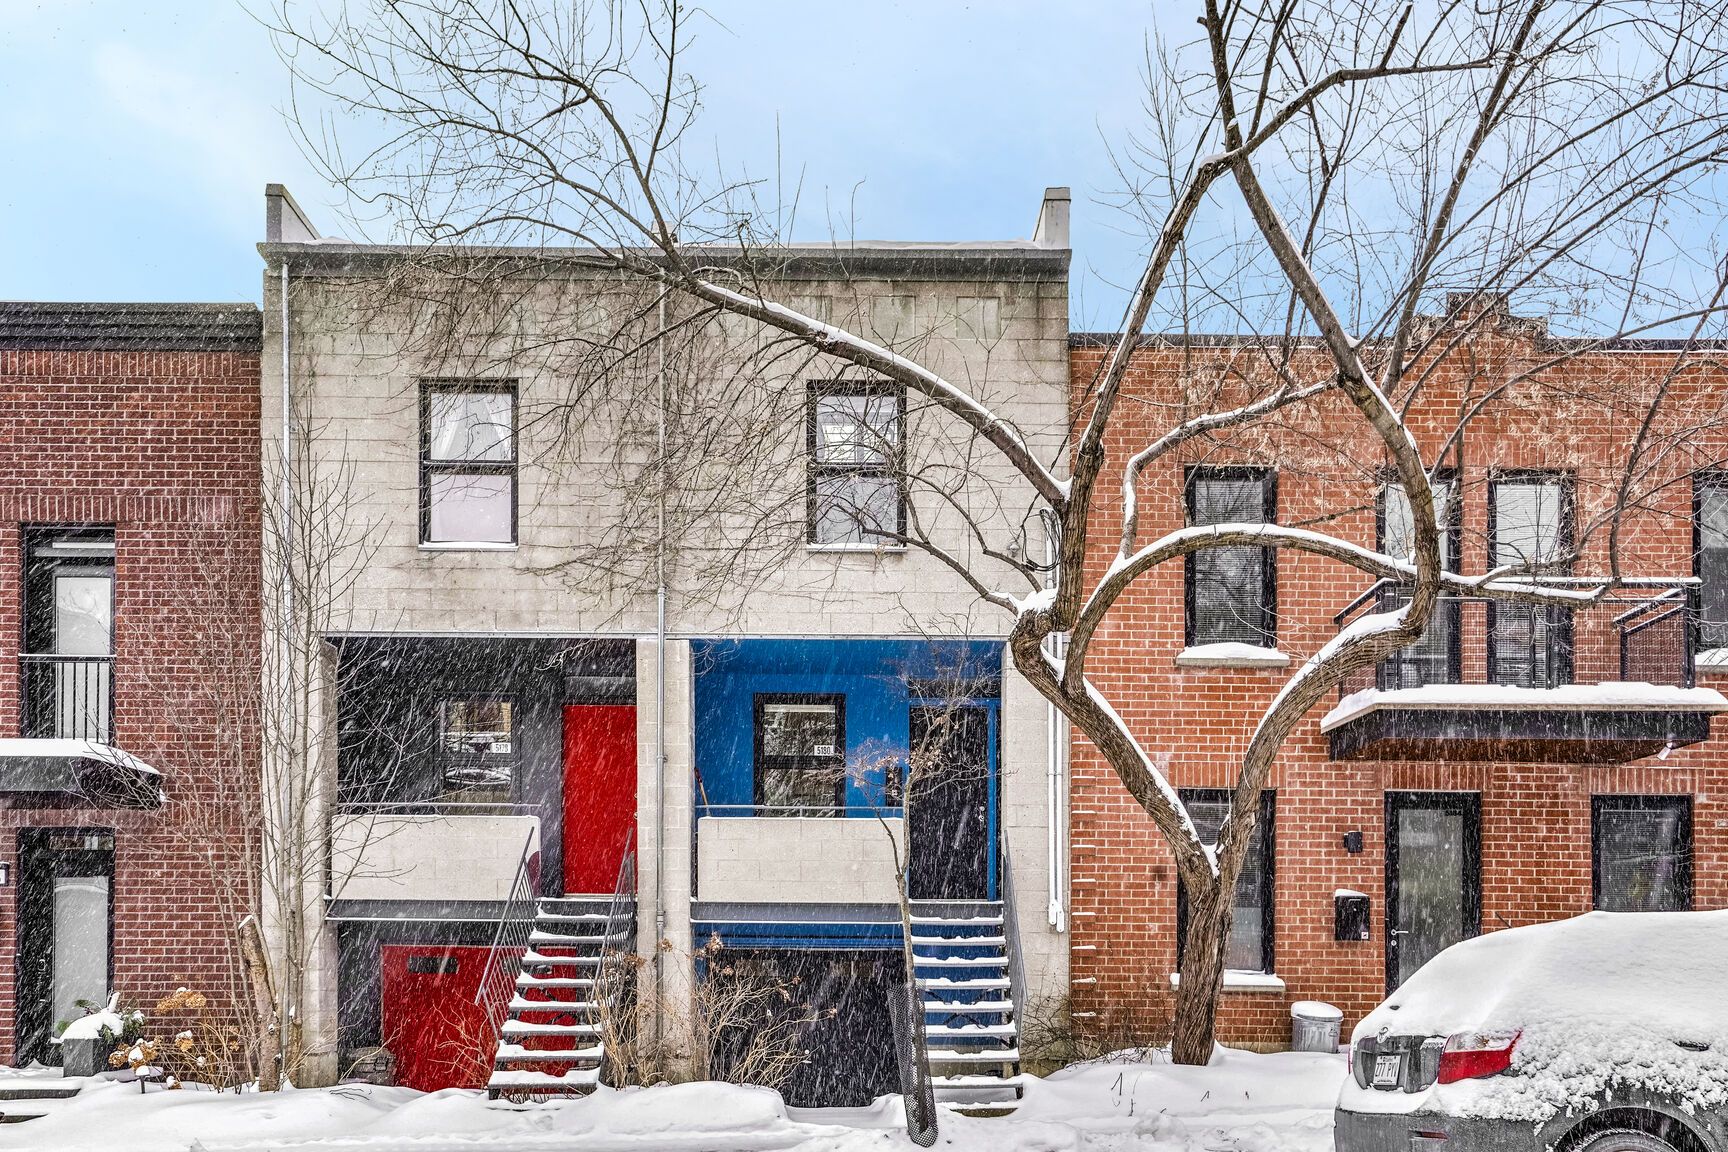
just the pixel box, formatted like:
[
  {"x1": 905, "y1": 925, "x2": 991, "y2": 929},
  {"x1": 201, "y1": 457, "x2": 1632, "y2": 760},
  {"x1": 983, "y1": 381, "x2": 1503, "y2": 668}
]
[
  {"x1": 909, "y1": 900, "x2": 1025, "y2": 1115},
  {"x1": 0, "y1": 1081, "x2": 81, "y2": 1124},
  {"x1": 488, "y1": 896, "x2": 614, "y2": 1101}
]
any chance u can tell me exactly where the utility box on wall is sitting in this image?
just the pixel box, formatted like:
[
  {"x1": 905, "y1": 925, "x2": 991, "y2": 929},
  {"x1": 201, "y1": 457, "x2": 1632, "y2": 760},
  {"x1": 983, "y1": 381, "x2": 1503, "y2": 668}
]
[{"x1": 1334, "y1": 889, "x2": 1371, "y2": 941}]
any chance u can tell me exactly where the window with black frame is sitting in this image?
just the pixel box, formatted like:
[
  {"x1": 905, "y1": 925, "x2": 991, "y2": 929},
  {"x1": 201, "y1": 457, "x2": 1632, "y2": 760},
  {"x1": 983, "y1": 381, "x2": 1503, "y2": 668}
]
[
  {"x1": 22, "y1": 526, "x2": 116, "y2": 743},
  {"x1": 1176, "y1": 789, "x2": 1275, "y2": 974},
  {"x1": 1184, "y1": 468, "x2": 1276, "y2": 647},
  {"x1": 421, "y1": 382, "x2": 517, "y2": 545},
  {"x1": 438, "y1": 698, "x2": 514, "y2": 797},
  {"x1": 1593, "y1": 795, "x2": 1692, "y2": 912},
  {"x1": 1695, "y1": 473, "x2": 1728, "y2": 651},
  {"x1": 754, "y1": 694, "x2": 845, "y2": 814},
  {"x1": 1489, "y1": 473, "x2": 1574, "y2": 687},
  {"x1": 1377, "y1": 478, "x2": 1460, "y2": 688},
  {"x1": 807, "y1": 384, "x2": 904, "y2": 547}
]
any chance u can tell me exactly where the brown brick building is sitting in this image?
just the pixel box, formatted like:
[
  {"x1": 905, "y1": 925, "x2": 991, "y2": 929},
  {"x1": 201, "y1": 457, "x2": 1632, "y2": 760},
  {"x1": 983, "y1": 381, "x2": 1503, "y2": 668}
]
[
  {"x1": 1066, "y1": 306, "x2": 1728, "y2": 1048},
  {"x1": 0, "y1": 303, "x2": 262, "y2": 1065}
]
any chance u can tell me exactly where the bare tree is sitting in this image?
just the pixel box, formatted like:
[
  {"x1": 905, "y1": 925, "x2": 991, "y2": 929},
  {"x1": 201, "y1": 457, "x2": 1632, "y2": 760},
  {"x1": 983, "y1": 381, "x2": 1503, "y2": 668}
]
[{"x1": 269, "y1": 0, "x2": 1728, "y2": 1063}]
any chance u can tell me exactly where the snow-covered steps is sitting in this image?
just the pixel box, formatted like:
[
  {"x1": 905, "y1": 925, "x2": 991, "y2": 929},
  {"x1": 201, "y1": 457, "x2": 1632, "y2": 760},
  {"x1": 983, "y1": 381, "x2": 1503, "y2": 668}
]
[
  {"x1": 907, "y1": 900, "x2": 1025, "y2": 1113},
  {"x1": 487, "y1": 892, "x2": 634, "y2": 1102},
  {"x1": 0, "y1": 1080, "x2": 82, "y2": 1124}
]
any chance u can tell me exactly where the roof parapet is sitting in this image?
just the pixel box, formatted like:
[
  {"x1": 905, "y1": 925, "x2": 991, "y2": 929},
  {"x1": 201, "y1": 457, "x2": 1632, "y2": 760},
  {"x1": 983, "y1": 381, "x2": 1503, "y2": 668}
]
[
  {"x1": 1033, "y1": 186, "x2": 1071, "y2": 250},
  {"x1": 265, "y1": 184, "x2": 320, "y2": 244}
]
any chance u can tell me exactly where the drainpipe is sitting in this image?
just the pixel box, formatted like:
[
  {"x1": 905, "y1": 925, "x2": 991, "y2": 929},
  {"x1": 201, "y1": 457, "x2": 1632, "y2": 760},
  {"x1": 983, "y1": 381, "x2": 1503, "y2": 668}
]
[
  {"x1": 654, "y1": 291, "x2": 668, "y2": 1056},
  {"x1": 1045, "y1": 531, "x2": 1066, "y2": 932}
]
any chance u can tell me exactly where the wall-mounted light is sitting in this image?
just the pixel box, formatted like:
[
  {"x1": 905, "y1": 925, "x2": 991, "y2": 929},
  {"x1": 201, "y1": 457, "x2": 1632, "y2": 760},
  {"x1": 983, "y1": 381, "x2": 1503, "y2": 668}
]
[{"x1": 0, "y1": 862, "x2": 10, "y2": 886}]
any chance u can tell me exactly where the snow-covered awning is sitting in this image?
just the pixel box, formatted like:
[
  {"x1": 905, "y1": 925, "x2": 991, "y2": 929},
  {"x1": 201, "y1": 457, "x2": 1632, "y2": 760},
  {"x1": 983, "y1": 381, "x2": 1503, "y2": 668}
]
[
  {"x1": 0, "y1": 739, "x2": 163, "y2": 809},
  {"x1": 1321, "y1": 682, "x2": 1728, "y2": 731}
]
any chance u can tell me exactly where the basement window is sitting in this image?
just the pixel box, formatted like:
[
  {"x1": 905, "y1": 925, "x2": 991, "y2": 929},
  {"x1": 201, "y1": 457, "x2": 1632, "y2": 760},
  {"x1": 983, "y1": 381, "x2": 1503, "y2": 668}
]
[
  {"x1": 1175, "y1": 788, "x2": 1276, "y2": 975},
  {"x1": 1593, "y1": 795, "x2": 1692, "y2": 912}
]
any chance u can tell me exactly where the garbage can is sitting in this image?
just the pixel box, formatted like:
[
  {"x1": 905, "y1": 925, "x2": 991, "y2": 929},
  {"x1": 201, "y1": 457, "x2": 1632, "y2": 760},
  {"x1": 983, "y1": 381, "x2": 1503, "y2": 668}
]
[{"x1": 1290, "y1": 1000, "x2": 1343, "y2": 1053}]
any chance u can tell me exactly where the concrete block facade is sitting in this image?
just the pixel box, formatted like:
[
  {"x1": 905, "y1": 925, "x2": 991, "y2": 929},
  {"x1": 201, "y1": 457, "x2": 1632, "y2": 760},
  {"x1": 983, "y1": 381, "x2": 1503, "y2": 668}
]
[{"x1": 1066, "y1": 318, "x2": 1728, "y2": 1051}]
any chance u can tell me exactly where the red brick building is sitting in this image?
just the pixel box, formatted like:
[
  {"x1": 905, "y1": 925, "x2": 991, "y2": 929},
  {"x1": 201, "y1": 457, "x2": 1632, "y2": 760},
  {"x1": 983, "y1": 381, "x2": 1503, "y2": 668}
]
[
  {"x1": 0, "y1": 302, "x2": 262, "y2": 1066},
  {"x1": 1066, "y1": 305, "x2": 1728, "y2": 1049}
]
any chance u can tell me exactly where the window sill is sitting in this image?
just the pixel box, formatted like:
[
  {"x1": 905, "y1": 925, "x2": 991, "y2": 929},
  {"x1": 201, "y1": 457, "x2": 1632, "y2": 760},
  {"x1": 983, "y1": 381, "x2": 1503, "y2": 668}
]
[
  {"x1": 418, "y1": 541, "x2": 519, "y2": 553},
  {"x1": 1174, "y1": 644, "x2": 1290, "y2": 669},
  {"x1": 1168, "y1": 971, "x2": 1287, "y2": 992},
  {"x1": 804, "y1": 543, "x2": 908, "y2": 554},
  {"x1": 1697, "y1": 647, "x2": 1728, "y2": 671}
]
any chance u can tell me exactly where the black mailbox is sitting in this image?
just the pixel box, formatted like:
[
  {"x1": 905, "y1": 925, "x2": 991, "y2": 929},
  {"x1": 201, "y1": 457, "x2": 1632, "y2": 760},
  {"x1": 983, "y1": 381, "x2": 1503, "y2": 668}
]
[{"x1": 1335, "y1": 890, "x2": 1371, "y2": 941}]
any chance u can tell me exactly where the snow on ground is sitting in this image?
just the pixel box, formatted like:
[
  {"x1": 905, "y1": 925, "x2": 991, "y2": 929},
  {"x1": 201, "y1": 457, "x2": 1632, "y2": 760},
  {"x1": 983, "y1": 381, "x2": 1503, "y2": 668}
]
[{"x1": 0, "y1": 1048, "x2": 1344, "y2": 1152}]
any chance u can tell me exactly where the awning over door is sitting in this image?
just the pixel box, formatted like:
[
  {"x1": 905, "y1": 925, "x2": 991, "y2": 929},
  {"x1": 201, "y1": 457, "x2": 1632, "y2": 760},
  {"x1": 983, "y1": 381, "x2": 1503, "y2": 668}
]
[{"x1": 0, "y1": 739, "x2": 163, "y2": 809}]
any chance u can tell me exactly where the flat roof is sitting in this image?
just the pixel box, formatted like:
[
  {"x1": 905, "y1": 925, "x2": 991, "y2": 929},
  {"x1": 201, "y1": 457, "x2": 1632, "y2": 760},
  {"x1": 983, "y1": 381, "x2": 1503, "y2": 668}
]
[{"x1": 0, "y1": 301, "x2": 263, "y2": 353}]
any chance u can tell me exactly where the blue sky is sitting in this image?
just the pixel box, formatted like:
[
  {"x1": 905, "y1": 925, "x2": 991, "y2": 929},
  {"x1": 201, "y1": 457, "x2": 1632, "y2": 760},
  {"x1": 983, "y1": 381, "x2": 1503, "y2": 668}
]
[{"x1": 0, "y1": 1, "x2": 1155, "y2": 327}]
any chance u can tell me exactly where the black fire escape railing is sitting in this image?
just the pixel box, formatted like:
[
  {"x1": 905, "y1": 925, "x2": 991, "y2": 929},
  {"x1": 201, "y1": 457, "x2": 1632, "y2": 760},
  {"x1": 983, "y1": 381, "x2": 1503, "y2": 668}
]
[{"x1": 1333, "y1": 577, "x2": 1700, "y2": 699}]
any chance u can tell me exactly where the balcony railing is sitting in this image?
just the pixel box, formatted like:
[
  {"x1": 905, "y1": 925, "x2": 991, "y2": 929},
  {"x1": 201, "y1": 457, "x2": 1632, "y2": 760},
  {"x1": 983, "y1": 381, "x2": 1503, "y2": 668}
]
[
  {"x1": 1335, "y1": 579, "x2": 1698, "y2": 696},
  {"x1": 21, "y1": 654, "x2": 114, "y2": 743},
  {"x1": 1326, "y1": 579, "x2": 1723, "y2": 762}
]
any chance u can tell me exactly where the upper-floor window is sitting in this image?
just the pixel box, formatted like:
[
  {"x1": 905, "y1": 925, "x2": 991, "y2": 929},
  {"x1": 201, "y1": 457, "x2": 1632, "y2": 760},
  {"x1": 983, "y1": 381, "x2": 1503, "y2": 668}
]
[
  {"x1": 1184, "y1": 468, "x2": 1276, "y2": 647},
  {"x1": 1593, "y1": 795, "x2": 1692, "y2": 912},
  {"x1": 1377, "y1": 476, "x2": 1460, "y2": 687},
  {"x1": 1489, "y1": 472, "x2": 1574, "y2": 687},
  {"x1": 421, "y1": 382, "x2": 517, "y2": 546},
  {"x1": 1696, "y1": 473, "x2": 1728, "y2": 650},
  {"x1": 807, "y1": 384, "x2": 904, "y2": 548},
  {"x1": 754, "y1": 693, "x2": 845, "y2": 813},
  {"x1": 22, "y1": 526, "x2": 115, "y2": 742},
  {"x1": 1177, "y1": 788, "x2": 1276, "y2": 974}
]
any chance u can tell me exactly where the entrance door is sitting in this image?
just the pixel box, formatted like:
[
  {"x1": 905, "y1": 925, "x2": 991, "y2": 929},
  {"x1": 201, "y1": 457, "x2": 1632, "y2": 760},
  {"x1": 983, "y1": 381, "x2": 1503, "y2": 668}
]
[
  {"x1": 907, "y1": 705, "x2": 991, "y2": 901},
  {"x1": 380, "y1": 944, "x2": 493, "y2": 1091},
  {"x1": 16, "y1": 829, "x2": 114, "y2": 1065},
  {"x1": 1385, "y1": 792, "x2": 1481, "y2": 992},
  {"x1": 563, "y1": 705, "x2": 638, "y2": 894}
]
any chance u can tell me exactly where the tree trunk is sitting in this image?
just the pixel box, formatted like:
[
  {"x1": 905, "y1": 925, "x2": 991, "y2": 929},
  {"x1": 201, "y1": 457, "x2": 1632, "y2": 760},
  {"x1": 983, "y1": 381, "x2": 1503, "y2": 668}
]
[
  {"x1": 239, "y1": 916, "x2": 282, "y2": 1091},
  {"x1": 1170, "y1": 881, "x2": 1231, "y2": 1065}
]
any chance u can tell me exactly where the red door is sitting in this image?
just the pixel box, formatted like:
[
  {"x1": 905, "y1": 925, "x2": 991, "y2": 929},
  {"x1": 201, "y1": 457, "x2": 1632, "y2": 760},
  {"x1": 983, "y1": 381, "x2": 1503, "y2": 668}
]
[
  {"x1": 563, "y1": 704, "x2": 638, "y2": 893},
  {"x1": 380, "y1": 944, "x2": 494, "y2": 1092}
]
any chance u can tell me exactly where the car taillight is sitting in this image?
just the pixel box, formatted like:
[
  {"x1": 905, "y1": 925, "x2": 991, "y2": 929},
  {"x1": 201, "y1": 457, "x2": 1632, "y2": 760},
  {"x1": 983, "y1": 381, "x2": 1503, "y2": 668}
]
[{"x1": 1436, "y1": 1030, "x2": 1520, "y2": 1084}]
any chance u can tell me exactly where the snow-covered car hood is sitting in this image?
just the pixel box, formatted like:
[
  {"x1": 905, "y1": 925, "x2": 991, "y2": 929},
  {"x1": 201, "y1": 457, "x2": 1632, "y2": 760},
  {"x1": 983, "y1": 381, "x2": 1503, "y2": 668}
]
[{"x1": 1340, "y1": 910, "x2": 1728, "y2": 1121}]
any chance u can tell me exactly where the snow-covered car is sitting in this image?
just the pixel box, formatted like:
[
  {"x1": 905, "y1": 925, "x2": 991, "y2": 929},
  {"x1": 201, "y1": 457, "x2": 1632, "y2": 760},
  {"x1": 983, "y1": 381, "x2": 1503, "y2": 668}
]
[{"x1": 1335, "y1": 910, "x2": 1728, "y2": 1152}]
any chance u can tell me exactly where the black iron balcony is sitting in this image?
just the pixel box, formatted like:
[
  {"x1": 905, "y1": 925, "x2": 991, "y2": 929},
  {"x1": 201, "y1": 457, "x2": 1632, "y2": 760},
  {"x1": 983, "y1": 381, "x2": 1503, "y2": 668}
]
[
  {"x1": 20, "y1": 654, "x2": 114, "y2": 744},
  {"x1": 1324, "y1": 580, "x2": 1727, "y2": 763}
]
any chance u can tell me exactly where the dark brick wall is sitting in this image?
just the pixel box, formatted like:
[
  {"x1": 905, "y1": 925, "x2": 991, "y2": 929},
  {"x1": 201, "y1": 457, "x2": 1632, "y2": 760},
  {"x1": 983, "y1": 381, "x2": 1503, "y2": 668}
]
[{"x1": 0, "y1": 348, "x2": 261, "y2": 1063}]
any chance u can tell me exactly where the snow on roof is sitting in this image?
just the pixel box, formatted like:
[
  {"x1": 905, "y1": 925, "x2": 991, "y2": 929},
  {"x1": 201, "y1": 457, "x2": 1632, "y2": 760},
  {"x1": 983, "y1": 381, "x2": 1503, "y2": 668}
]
[
  {"x1": 1352, "y1": 910, "x2": 1728, "y2": 1121},
  {"x1": 0, "y1": 739, "x2": 161, "y2": 776},
  {"x1": 1321, "y1": 682, "x2": 1728, "y2": 732}
]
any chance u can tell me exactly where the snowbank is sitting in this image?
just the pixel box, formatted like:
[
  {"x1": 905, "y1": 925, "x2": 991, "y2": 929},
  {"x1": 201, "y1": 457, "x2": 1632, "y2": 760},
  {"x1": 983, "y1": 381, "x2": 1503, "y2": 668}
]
[
  {"x1": 1347, "y1": 910, "x2": 1728, "y2": 1121},
  {"x1": 0, "y1": 1048, "x2": 1346, "y2": 1152}
]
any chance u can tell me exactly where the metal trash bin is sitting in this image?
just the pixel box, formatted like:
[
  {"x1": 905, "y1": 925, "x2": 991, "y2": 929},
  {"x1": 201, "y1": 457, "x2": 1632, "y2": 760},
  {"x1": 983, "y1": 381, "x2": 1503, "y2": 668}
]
[{"x1": 1290, "y1": 1000, "x2": 1343, "y2": 1053}]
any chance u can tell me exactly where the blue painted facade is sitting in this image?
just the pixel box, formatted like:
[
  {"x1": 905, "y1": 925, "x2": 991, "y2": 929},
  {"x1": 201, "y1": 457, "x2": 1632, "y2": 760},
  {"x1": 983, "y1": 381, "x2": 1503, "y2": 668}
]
[{"x1": 691, "y1": 637, "x2": 1005, "y2": 947}]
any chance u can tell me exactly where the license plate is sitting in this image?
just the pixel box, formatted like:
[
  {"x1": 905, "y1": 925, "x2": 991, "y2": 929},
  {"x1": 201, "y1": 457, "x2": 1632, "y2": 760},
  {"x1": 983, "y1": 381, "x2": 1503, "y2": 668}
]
[{"x1": 1372, "y1": 1053, "x2": 1402, "y2": 1088}]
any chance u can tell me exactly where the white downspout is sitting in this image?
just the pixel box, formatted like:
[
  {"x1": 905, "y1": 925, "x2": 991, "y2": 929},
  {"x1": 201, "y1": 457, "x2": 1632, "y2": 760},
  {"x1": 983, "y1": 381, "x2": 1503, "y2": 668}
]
[
  {"x1": 654, "y1": 291, "x2": 668, "y2": 1055},
  {"x1": 1045, "y1": 530, "x2": 1066, "y2": 932}
]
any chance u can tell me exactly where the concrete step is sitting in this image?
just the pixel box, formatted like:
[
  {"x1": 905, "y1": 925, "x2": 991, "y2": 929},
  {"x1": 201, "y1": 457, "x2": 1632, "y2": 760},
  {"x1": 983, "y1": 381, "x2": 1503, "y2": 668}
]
[
  {"x1": 925, "y1": 1047, "x2": 1020, "y2": 1063},
  {"x1": 923, "y1": 999, "x2": 1014, "y2": 1014},
  {"x1": 495, "y1": 1043, "x2": 604, "y2": 1063},
  {"x1": 912, "y1": 954, "x2": 1007, "y2": 968},
  {"x1": 923, "y1": 1022, "x2": 1017, "y2": 1039},
  {"x1": 488, "y1": 1068, "x2": 600, "y2": 1092},
  {"x1": 501, "y1": 1020, "x2": 601, "y2": 1037},
  {"x1": 916, "y1": 976, "x2": 1010, "y2": 991}
]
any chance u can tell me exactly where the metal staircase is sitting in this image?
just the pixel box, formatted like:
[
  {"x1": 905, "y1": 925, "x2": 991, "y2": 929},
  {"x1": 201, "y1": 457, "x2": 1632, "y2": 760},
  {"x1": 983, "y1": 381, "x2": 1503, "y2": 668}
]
[
  {"x1": 487, "y1": 895, "x2": 614, "y2": 1099},
  {"x1": 479, "y1": 834, "x2": 636, "y2": 1102},
  {"x1": 909, "y1": 899, "x2": 1025, "y2": 1113}
]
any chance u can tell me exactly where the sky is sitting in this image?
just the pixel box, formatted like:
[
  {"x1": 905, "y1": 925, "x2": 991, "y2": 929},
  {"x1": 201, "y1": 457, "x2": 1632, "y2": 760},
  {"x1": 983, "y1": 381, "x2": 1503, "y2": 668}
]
[{"x1": 0, "y1": 1, "x2": 1157, "y2": 329}]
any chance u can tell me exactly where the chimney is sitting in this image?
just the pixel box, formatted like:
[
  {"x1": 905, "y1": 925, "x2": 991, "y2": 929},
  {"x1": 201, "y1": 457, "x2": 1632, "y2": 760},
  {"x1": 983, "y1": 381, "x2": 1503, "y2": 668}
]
[
  {"x1": 265, "y1": 184, "x2": 321, "y2": 243},
  {"x1": 1033, "y1": 186, "x2": 1071, "y2": 249}
]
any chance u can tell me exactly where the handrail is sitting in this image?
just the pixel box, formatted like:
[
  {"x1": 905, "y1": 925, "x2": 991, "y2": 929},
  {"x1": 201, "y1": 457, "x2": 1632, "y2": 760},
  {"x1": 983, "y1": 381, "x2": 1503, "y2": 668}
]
[
  {"x1": 1335, "y1": 576, "x2": 1699, "y2": 628},
  {"x1": 596, "y1": 828, "x2": 637, "y2": 1087},
  {"x1": 998, "y1": 832, "x2": 1028, "y2": 1029},
  {"x1": 473, "y1": 827, "x2": 540, "y2": 1038}
]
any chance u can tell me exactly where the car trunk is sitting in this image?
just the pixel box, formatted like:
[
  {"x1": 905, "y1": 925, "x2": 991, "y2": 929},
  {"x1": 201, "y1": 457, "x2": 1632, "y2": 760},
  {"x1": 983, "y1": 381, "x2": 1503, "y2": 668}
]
[{"x1": 1352, "y1": 1033, "x2": 1445, "y2": 1094}]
